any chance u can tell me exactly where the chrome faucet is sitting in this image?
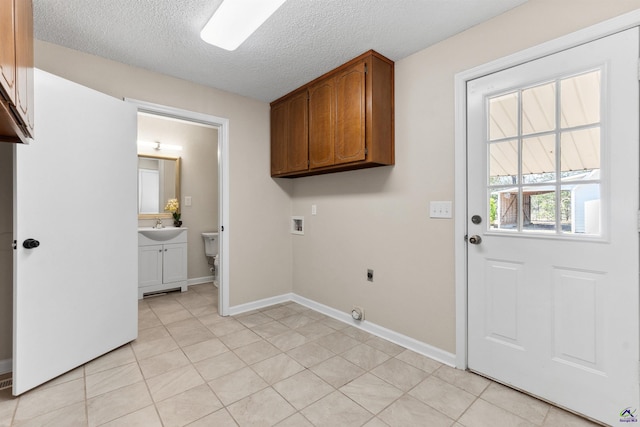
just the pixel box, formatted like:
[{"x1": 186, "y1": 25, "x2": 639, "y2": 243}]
[{"x1": 155, "y1": 218, "x2": 164, "y2": 229}]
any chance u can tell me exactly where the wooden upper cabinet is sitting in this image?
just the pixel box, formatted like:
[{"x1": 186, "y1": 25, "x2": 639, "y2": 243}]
[
  {"x1": 335, "y1": 61, "x2": 366, "y2": 165},
  {"x1": 0, "y1": 0, "x2": 33, "y2": 143},
  {"x1": 270, "y1": 101, "x2": 288, "y2": 175},
  {"x1": 308, "y1": 78, "x2": 335, "y2": 168},
  {"x1": 271, "y1": 50, "x2": 393, "y2": 178},
  {"x1": 14, "y1": 0, "x2": 33, "y2": 136},
  {"x1": 270, "y1": 89, "x2": 308, "y2": 175},
  {"x1": 0, "y1": 0, "x2": 16, "y2": 106}
]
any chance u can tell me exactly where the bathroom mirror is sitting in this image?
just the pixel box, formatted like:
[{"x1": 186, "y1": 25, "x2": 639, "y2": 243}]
[{"x1": 138, "y1": 154, "x2": 181, "y2": 219}]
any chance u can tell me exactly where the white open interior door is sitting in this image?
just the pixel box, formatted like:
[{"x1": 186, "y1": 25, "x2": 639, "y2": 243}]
[
  {"x1": 13, "y1": 70, "x2": 138, "y2": 394},
  {"x1": 467, "y1": 28, "x2": 639, "y2": 425}
]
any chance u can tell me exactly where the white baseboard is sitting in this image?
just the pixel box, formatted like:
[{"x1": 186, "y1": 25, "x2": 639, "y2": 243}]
[
  {"x1": 228, "y1": 292, "x2": 456, "y2": 367},
  {"x1": 188, "y1": 276, "x2": 214, "y2": 286},
  {"x1": 291, "y1": 294, "x2": 456, "y2": 367},
  {"x1": 0, "y1": 358, "x2": 11, "y2": 374},
  {"x1": 228, "y1": 293, "x2": 294, "y2": 316}
]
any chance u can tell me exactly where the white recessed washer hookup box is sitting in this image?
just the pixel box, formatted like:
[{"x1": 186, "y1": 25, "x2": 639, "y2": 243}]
[{"x1": 291, "y1": 216, "x2": 304, "y2": 235}]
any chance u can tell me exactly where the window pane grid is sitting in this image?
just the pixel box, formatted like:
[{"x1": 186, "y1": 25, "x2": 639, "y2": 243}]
[{"x1": 486, "y1": 69, "x2": 602, "y2": 235}]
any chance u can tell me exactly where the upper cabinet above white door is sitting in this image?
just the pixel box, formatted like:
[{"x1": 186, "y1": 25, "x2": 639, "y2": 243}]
[{"x1": 0, "y1": 0, "x2": 33, "y2": 144}]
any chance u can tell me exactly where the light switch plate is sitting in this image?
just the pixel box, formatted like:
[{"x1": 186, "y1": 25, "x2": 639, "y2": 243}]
[
  {"x1": 430, "y1": 201, "x2": 452, "y2": 218},
  {"x1": 184, "y1": 196, "x2": 192, "y2": 207}
]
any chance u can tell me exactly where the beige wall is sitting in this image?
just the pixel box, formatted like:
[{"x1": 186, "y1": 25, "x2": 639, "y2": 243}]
[
  {"x1": 31, "y1": 0, "x2": 640, "y2": 358},
  {"x1": 137, "y1": 114, "x2": 219, "y2": 281},
  {"x1": 290, "y1": 1, "x2": 640, "y2": 354},
  {"x1": 0, "y1": 144, "x2": 12, "y2": 365},
  {"x1": 34, "y1": 40, "x2": 294, "y2": 306}
]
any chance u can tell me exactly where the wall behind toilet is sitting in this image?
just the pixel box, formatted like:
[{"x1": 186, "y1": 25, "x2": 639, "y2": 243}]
[{"x1": 137, "y1": 114, "x2": 219, "y2": 282}]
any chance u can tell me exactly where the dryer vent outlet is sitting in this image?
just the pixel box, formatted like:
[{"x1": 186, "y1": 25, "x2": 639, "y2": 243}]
[{"x1": 351, "y1": 306, "x2": 365, "y2": 321}]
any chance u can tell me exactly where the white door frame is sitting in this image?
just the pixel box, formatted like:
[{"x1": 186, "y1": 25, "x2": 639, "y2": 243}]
[
  {"x1": 454, "y1": 10, "x2": 640, "y2": 369},
  {"x1": 125, "y1": 98, "x2": 231, "y2": 316}
]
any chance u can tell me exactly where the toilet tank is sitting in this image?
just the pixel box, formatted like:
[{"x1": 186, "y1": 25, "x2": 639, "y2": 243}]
[{"x1": 201, "y1": 232, "x2": 219, "y2": 257}]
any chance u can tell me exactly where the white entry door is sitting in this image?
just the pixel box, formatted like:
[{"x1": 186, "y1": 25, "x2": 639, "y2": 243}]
[
  {"x1": 13, "y1": 70, "x2": 138, "y2": 394},
  {"x1": 467, "y1": 28, "x2": 639, "y2": 425}
]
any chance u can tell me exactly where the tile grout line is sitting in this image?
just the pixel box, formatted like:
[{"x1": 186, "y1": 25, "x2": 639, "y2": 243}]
[
  {"x1": 8, "y1": 284, "x2": 599, "y2": 427},
  {"x1": 83, "y1": 365, "x2": 89, "y2": 427},
  {"x1": 174, "y1": 290, "x2": 236, "y2": 426},
  {"x1": 127, "y1": 324, "x2": 165, "y2": 427},
  {"x1": 9, "y1": 389, "x2": 18, "y2": 427},
  {"x1": 251, "y1": 304, "x2": 390, "y2": 425}
]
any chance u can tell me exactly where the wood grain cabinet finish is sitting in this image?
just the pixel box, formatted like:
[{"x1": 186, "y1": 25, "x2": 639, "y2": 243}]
[
  {"x1": 0, "y1": 0, "x2": 33, "y2": 143},
  {"x1": 0, "y1": 0, "x2": 16, "y2": 106},
  {"x1": 271, "y1": 50, "x2": 394, "y2": 178},
  {"x1": 270, "y1": 89, "x2": 308, "y2": 175},
  {"x1": 308, "y1": 78, "x2": 335, "y2": 169},
  {"x1": 334, "y1": 60, "x2": 366, "y2": 165}
]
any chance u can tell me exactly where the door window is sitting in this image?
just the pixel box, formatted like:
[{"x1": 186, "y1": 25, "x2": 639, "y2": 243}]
[{"x1": 487, "y1": 70, "x2": 602, "y2": 235}]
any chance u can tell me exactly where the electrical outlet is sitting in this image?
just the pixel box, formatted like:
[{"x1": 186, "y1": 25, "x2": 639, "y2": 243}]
[
  {"x1": 351, "y1": 306, "x2": 365, "y2": 321},
  {"x1": 367, "y1": 269, "x2": 374, "y2": 282}
]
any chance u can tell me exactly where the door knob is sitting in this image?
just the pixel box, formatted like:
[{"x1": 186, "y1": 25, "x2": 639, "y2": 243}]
[
  {"x1": 468, "y1": 235, "x2": 482, "y2": 245},
  {"x1": 22, "y1": 238, "x2": 40, "y2": 249}
]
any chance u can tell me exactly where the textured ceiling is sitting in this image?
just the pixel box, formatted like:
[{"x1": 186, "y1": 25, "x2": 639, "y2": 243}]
[{"x1": 34, "y1": 0, "x2": 528, "y2": 103}]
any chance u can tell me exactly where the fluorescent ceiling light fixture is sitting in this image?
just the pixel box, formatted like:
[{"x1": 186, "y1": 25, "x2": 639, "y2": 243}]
[
  {"x1": 137, "y1": 141, "x2": 183, "y2": 151},
  {"x1": 200, "y1": 0, "x2": 287, "y2": 51}
]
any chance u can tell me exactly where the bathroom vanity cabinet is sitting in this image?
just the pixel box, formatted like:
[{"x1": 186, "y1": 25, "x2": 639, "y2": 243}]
[
  {"x1": 138, "y1": 228, "x2": 188, "y2": 299},
  {"x1": 0, "y1": 0, "x2": 34, "y2": 143},
  {"x1": 270, "y1": 50, "x2": 394, "y2": 178}
]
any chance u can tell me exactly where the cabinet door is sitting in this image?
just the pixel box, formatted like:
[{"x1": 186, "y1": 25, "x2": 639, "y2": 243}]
[
  {"x1": 335, "y1": 61, "x2": 366, "y2": 164},
  {"x1": 309, "y1": 78, "x2": 335, "y2": 168},
  {"x1": 163, "y1": 243, "x2": 187, "y2": 283},
  {"x1": 14, "y1": 0, "x2": 32, "y2": 136},
  {"x1": 286, "y1": 91, "x2": 309, "y2": 173},
  {"x1": 270, "y1": 91, "x2": 308, "y2": 175},
  {"x1": 139, "y1": 245, "x2": 163, "y2": 287},
  {"x1": 0, "y1": 0, "x2": 16, "y2": 105},
  {"x1": 270, "y1": 101, "x2": 288, "y2": 175}
]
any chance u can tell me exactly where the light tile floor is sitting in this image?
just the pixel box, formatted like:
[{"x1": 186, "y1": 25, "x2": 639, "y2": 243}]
[{"x1": 0, "y1": 283, "x2": 600, "y2": 426}]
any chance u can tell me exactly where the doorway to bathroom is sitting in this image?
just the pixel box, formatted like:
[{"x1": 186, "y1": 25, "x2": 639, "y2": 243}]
[{"x1": 128, "y1": 99, "x2": 230, "y2": 315}]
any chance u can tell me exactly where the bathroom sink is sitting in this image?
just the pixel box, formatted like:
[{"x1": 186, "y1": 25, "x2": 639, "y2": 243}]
[{"x1": 138, "y1": 227, "x2": 187, "y2": 241}]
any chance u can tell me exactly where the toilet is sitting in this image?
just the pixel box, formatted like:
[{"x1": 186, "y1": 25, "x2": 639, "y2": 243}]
[{"x1": 201, "y1": 232, "x2": 219, "y2": 286}]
